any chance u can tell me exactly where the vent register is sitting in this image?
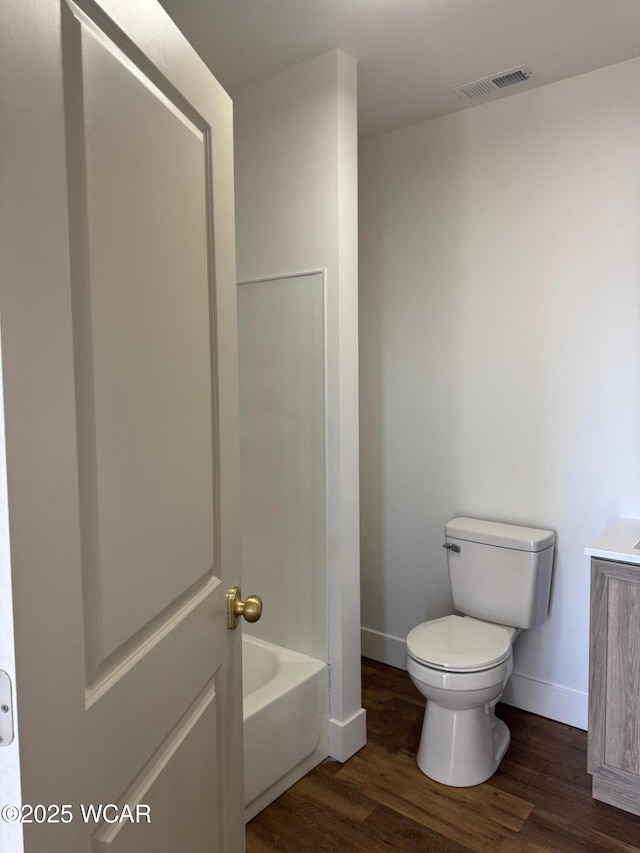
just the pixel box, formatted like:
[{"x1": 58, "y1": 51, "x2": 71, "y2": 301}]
[{"x1": 453, "y1": 65, "x2": 533, "y2": 100}]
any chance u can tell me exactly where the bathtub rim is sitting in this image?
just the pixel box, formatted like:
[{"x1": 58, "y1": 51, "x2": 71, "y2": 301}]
[{"x1": 242, "y1": 634, "x2": 326, "y2": 720}]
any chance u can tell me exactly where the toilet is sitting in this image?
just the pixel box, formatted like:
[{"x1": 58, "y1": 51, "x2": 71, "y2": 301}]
[{"x1": 406, "y1": 516, "x2": 554, "y2": 787}]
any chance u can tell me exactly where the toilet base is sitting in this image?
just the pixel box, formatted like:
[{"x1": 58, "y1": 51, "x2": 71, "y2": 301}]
[{"x1": 416, "y1": 701, "x2": 511, "y2": 787}]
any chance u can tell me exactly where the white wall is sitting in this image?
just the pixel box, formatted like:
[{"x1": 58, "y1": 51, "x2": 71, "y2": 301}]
[
  {"x1": 359, "y1": 57, "x2": 640, "y2": 729},
  {"x1": 234, "y1": 49, "x2": 366, "y2": 759}
]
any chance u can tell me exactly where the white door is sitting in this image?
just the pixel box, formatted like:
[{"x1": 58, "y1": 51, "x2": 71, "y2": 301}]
[{"x1": 0, "y1": 0, "x2": 245, "y2": 850}]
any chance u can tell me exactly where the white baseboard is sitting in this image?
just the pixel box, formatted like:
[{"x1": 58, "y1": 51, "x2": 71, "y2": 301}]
[
  {"x1": 361, "y1": 627, "x2": 588, "y2": 730},
  {"x1": 501, "y1": 672, "x2": 587, "y2": 730},
  {"x1": 328, "y1": 708, "x2": 367, "y2": 762},
  {"x1": 361, "y1": 626, "x2": 407, "y2": 669}
]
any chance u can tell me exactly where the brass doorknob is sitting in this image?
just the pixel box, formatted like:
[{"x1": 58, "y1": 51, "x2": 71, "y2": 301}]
[{"x1": 227, "y1": 586, "x2": 263, "y2": 629}]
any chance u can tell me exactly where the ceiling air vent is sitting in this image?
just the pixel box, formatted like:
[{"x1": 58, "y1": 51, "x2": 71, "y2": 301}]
[{"x1": 452, "y1": 65, "x2": 533, "y2": 101}]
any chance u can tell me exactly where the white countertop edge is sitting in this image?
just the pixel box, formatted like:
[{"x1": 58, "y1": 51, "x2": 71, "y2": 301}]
[
  {"x1": 585, "y1": 518, "x2": 640, "y2": 565},
  {"x1": 585, "y1": 547, "x2": 640, "y2": 566}
]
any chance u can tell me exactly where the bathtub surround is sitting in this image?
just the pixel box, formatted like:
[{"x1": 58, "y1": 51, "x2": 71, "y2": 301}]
[
  {"x1": 238, "y1": 272, "x2": 326, "y2": 661},
  {"x1": 235, "y1": 47, "x2": 365, "y2": 776},
  {"x1": 238, "y1": 272, "x2": 331, "y2": 817},
  {"x1": 359, "y1": 57, "x2": 640, "y2": 730}
]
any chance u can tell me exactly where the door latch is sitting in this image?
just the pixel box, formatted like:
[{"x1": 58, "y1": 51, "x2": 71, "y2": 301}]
[{"x1": 0, "y1": 670, "x2": 14, "y2": 746}]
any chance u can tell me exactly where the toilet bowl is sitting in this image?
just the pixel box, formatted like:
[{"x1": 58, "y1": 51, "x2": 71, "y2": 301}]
[
  {"x1": 406, "y1": 615, "x2": 515, "y2": 786},
  {"x1": 406, "y1": 517, "x2": 555, "y2": 787}
]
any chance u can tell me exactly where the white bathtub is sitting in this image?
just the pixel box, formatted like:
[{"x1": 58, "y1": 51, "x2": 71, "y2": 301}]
[{"x1": 243, "y1": 635, "x2": 328, "y2": 821}]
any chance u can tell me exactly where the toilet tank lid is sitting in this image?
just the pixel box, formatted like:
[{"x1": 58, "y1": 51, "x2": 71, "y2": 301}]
[{"x1": 446, "y1": 517, "x2": 555, "y2": 552}]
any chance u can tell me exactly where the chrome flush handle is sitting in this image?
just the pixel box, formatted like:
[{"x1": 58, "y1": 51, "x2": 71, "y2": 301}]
[{"x1": 442, "y1": 543, "x2": 461, "y2": 553}]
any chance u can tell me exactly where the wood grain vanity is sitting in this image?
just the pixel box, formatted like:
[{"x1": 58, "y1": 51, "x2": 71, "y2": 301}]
[{"x1": 586, "y1": 519, "x2": 640, "y2": 816}]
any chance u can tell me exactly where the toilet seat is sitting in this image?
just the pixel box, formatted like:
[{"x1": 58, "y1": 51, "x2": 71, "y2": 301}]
[{"x1": 407, "y1": 615, "x2": 512, "y2": 672}]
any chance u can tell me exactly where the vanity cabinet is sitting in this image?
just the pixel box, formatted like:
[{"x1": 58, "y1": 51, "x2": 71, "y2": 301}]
[{"x1": 589, "y1": 557, "x2": 640, "y2": 815}]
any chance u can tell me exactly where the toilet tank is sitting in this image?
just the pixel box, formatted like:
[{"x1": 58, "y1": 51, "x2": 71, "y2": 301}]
[{"x1": 445, "y1": 517, "x2": 555, "y2": 629}]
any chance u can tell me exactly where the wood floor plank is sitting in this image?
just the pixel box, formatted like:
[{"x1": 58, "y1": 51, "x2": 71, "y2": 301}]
[
  {"x1": 520, "y1": 807, "x2": 640, "y2": 853},
  {"x1": 497, "y1": 706, "x2": 590, "y2": 785},
  {"x1": 336, "y1": 742, "x2": 534, "y2": 832},
  {"x1": 335, "y1": 778, "x2": 548, "y2": 853},
  {"x1": 242, "y1": 828, "x2": 276, "y2": 853},
  {"x1": 361, "y1": 804, "x2": 474, "y2": 852},
  {"x1": 364, "y1": 693, "x2": 423, "y2": 756},
  {"x1": 249, "y1": 795, "x2": 397, "y2": 853},
  {"x1": 361, "y1": 659, "x2": 424, "y2": 704},
  {"x1": 281, "y1": 766, "x2": 378, "y2": 823}
]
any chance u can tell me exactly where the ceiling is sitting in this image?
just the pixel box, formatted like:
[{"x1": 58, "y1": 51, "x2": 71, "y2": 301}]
[{"x1": 158, "y1": 0, "x2": 640, "y2": 138}]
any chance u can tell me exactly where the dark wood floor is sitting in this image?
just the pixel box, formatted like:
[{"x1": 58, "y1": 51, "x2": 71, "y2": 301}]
[{"x1": 246, "y1": 658, "x2": 640, "y2": 852}]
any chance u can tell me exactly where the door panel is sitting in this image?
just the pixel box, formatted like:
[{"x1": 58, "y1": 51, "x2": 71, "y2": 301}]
[
  {"x1": 0, "y1": 0, "x2": 243, "y2": 850},
  {"x1": 64, "y1": 0, "x2": 217, "y2": 672},
  {"x1": 93, "y1": 683, "x2": 219, "y2": 853}
]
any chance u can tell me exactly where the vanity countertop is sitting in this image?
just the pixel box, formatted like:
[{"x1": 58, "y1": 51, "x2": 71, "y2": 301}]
[{"x1": 585, "y1": 518, "x2": 640, "y2": 566}]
